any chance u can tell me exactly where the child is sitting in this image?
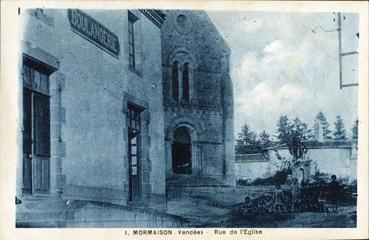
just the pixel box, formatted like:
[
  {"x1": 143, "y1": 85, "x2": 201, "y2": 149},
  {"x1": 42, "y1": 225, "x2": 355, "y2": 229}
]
[
  {"x1": 242, "y1": 196, "x2": 253, "y2": 214},
  {"x1": 264, "y1": 195, "x2": 274, "y2": 214},
  {"x1": 328, "y1": 175, "x2": 340, "y2": 212},
  {"x1": 318, "y1": 189, "x2": 327, "y2": 212},
  {"x1": 274, "y1": 184, "x2": 284, "y2": 213},
  {"x1": 290, "y1": 178, "x2": 300, "y2": 212}
]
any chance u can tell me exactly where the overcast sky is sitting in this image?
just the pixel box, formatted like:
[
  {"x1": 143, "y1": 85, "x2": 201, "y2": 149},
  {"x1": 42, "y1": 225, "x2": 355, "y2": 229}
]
[{"x1": 207, "y1": 11, "x2": 359, "y2": 139}]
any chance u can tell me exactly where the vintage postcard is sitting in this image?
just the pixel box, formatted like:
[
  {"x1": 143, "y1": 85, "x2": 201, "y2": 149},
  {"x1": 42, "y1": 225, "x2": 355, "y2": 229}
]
[{"x1": 0, "y1": 1, "x2": 368, "y2": 239}]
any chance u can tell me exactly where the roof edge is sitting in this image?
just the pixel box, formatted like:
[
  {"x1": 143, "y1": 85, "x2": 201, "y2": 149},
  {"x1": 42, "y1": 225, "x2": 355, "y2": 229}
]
[{"x1": 139, "y1": 9, "x2": 166, "y2": 28}]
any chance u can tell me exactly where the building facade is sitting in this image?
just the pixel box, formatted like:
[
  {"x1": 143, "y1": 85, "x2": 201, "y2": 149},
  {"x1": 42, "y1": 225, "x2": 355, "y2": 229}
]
[
  {"x1": 17, "y1": 9, "x2": 235, "y2": 210},
  {"x1": 18, "y1": 9, "x2": 167, "y2": 205},
  {"x1": 161, "y1": 10, "x2": 235, "y2": 186}
]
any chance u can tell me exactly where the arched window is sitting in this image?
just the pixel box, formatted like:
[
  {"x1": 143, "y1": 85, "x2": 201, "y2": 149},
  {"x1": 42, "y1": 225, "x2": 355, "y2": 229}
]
[
  {"x1": 182, "y1": 63, "x2": 190, "y2": 103},
  {"x1": 172, "y1": 61, "x2": 179, "y2": 102},
  {"x1": 169, "y1": 49, "x2": 197, "y2": 104}
]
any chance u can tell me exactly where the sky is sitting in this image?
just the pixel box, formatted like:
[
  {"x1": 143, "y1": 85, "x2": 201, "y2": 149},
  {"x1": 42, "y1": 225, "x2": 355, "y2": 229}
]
[{"x1": 207, "y1": 11, "x2": 359, "y2": 139}]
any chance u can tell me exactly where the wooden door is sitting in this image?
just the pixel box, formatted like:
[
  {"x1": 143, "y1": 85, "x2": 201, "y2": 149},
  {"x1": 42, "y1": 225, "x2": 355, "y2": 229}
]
[
  {"x1": 22, "y1": 89, "x2": 50, "y2": 194},
  {"x1": 32, "y1": 92, "x2": 50, "y2": 193}
]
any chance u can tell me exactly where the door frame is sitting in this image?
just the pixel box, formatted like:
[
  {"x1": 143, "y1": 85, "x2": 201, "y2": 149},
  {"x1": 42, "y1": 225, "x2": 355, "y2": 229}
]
[
  {"x1": 126, "y1": 102, "x2": 144, "y2": 202},
  {"x1": 165, "y1": 121, "x2": 200, "y2": 177},
  {"x1": 123, "y1": 93, "x2": 151, "y2": 203},
  {"x1": 22, "y1": 56, "x2": 54, "y2": 196},
  {"x1": 22, "y1": 87, "x2": 51, "y2": 195}
]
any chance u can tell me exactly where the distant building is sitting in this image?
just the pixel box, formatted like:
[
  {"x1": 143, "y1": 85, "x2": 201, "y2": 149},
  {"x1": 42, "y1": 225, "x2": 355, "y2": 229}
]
[{"x1": 314, "y1": 121, "x2": 324, "y2": 142}]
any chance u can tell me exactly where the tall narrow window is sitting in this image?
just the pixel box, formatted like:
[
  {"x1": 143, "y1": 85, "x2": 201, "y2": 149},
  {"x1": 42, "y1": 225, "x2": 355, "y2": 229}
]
[
  {"x1": 182, "y1": 63, "x2": 190, "y2": 103},
  {"x1": 22, "y1": 57, "x2": 53, "y2": 194},
  {"x1": 128, "y1": 11, "x2": 138, "y2": 69},
  {"x1": 172, "y1": 61, "x2": 179, "y2": 102}
]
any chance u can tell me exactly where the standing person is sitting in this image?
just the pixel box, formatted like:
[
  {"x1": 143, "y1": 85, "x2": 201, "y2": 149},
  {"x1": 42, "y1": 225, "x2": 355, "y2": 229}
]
[
  {"x1": 274, "y1": 184, "x2": 284, "y2": 213},
  {"x1": 290, "y1": 178, "x2": 300, "y2": 212},
  {"x1": 328, "y1": 175, "x2": 340, "y2": 212}
]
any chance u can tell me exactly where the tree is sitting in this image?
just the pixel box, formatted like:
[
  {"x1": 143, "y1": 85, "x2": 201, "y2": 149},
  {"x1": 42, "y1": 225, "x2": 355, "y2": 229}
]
[
  {"x1": 315, "y1": 112, "x2": 332, "y2": 140},
  {"x1": 352, "y1": 119, "x2": 358, "y2": 140},
  {"x1": 333, "y1": 115, "x2": 347, "y2": 140},
  {"x1": 259, "y1": 130, "x2": 272, "y2": 150},
  {"x1": 286, "y1": 118, "x2": 309, "y2": 165},
  {"x1": 274, "y1": 116, "x2": 308, "y2": 169},
  {"x1": 275, "y1": 115, "x2": 289, "y2": 143},
  {"x1": 235, "y1": 123, "x2": 260, "y2": 154},
  {"x1": 304, "y1": 124, "x2": 315, "y2": 141}
]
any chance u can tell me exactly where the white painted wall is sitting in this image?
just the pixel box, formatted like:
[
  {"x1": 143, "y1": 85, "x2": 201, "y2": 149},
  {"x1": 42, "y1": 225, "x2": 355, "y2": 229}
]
[{"x1": 236, "y1": 146, "x2": 357, "y2": 182}]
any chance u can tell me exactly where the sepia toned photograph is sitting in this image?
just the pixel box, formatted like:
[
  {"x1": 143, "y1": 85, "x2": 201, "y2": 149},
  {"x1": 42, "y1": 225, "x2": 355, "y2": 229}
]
[{"x1": 1, "y1": 1, "x2": 368, "y2": 239}]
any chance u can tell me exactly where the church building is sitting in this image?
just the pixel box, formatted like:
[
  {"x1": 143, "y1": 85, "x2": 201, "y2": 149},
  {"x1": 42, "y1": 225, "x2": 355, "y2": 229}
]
[{"x1": 161, "y1": 11, "x2": 235, "y2": 186}]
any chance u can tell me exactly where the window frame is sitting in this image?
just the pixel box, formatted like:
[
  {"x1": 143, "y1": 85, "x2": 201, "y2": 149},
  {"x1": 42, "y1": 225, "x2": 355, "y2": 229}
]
[{"x1": 128, "y1": 11, "x2": 139, "y2": 69}]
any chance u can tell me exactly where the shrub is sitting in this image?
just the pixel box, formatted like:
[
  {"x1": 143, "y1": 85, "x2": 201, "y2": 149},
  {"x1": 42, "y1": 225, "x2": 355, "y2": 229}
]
[{"x1": 251, "y1": 169, "x2": 291, "y2": 186}]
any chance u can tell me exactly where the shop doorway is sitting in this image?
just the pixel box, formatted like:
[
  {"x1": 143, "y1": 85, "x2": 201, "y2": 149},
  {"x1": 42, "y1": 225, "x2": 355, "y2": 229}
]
[
  {"x1": 22, "y1": 58, "x2": 52, "y2": 195},
  {"x1": 127, "y1": 103, "x2": 143, "y2": 202}
]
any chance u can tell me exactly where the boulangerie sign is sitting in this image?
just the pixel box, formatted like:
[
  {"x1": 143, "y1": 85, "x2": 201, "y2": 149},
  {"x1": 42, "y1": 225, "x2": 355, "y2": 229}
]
[{"x1": 68, "y1": 9, "x2": 120, "y2": 57}]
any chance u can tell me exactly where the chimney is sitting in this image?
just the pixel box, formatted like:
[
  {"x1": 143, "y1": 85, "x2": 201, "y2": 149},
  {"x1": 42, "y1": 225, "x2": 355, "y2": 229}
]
[{"x1": 314, "y1": 121, "x2": 324, "y2": 142}]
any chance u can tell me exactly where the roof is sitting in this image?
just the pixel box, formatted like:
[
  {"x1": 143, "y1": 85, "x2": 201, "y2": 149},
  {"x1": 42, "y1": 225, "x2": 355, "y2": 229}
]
[
  {"x1": 265, "y1": 140, "x2": 357, "y2": 150},
  {"x1": 139, "y1": 10, "x2": 166, "y2": 28}
]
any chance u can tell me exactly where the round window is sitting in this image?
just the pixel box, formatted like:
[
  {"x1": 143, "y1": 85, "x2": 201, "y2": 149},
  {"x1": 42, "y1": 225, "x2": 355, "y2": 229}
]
[{"x1": 173, "y1": 13, "x2": 193, "y2": 35}]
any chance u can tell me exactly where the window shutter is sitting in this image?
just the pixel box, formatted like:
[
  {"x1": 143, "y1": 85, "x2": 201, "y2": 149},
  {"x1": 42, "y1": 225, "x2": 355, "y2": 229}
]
[{"x1": 33, "y1": 93, "x2": 50, "y2": 157}]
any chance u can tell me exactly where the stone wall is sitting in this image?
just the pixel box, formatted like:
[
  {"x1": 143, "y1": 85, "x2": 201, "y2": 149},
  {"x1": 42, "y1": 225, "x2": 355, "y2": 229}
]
[
  {"x1": 267, "y1": 147, "x2": 357, "y2": 180},
  {"x1": 236, "y1": 146, "x2": 357, "y2": 183},
  {"x1": 236, "y1": 161, "x2": 278, "y2": 181}
]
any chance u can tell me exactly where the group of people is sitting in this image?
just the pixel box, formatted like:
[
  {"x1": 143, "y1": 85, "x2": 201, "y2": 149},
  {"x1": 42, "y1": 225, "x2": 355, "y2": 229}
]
[{"x1": 242, "y1": 175, "x2": 341, "y2": 215}]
